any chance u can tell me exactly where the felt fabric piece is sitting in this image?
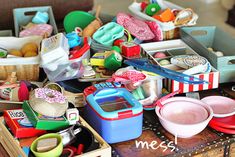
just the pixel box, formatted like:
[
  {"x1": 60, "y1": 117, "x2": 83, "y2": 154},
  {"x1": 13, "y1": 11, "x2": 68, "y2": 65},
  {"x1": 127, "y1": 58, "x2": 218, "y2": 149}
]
[{"x1": 117, "y1": 13, "x2": 155, "y2": 40}]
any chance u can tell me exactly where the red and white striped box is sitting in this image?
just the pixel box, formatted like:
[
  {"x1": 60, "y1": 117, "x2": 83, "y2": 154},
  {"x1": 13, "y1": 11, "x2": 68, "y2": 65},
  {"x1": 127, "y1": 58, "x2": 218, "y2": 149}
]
[
  {"x1": 141, "y1": 39, "x2": 220, "y2": 94},
  {"x1": 163, "y1": 68, "x2": 219, "y2": 93}
]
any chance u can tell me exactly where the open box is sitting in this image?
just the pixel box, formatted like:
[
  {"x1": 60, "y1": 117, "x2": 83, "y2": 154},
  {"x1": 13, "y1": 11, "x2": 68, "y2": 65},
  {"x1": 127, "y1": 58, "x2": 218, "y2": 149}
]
[
  {"x1": 0, "y1": 116, "x2": 111, "y2": 157},
  {"x1": 141, "y1": 39, "x2": 219, "y2": 93},
  {"x1": 181, "y1": 26, "x2": 235, "y2": 83},
  {"x1": 13, "y1": 6, "x2": 58, "y2": 37}
]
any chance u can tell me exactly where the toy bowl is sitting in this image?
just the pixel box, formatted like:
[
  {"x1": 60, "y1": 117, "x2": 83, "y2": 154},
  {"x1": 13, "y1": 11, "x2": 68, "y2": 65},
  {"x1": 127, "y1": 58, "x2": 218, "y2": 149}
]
[
  {"x1": 30, "y1": 133, "x2": 63, "y2": 157},
  {"x1": 201, "y1": 96, "x2": 235, "y2": 118},
  {"x1": 155, "y1": 97, "x2": 213, "y2": 138}
]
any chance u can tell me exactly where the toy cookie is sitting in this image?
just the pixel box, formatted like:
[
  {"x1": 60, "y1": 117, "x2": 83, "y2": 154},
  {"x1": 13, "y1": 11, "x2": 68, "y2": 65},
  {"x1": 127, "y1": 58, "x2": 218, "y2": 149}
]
[{"x1": 29, "y1": 88, "x2": 68, "y2": 117}]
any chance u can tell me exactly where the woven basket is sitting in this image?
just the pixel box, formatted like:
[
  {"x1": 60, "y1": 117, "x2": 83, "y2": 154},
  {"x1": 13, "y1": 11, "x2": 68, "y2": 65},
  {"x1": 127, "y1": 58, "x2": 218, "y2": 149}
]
[
  {"x1": 163, "y1": 28, "x2": 180, "y2": 40},
  {"x1": 0, "y1": 64, "x2": 39, "y2": 81}
]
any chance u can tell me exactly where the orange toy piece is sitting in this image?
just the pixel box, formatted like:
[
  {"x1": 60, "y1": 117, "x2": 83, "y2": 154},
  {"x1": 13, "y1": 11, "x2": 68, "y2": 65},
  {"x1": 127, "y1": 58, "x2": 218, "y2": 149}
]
[
  {"x1": 82, "y1": 5, "x2": 102, "y2": 37},
  {"x1": 152, "y1": 8, "x2": 175, "y2": 22}
]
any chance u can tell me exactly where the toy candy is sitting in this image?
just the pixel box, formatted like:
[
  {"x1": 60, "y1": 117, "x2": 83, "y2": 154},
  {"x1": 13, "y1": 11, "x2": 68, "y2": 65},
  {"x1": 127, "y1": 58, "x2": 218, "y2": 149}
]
[
  {"x1": 159, "y1": 59, "x2": 170, "y2": 66},
  {"x1": 154, "y1": 52, "x2": 166, "y2": 58},
  {"x1": 0, "y1": 47, "x2": 8, "y2": 58},
  {"x1": 117, "y1": 12, "x2": 154, "y2": 40}
]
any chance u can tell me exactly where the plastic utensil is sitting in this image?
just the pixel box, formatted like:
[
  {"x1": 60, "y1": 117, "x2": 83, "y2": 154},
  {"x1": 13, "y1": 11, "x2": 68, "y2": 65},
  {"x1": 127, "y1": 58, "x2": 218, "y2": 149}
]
[
  {"x1": 124, "y1": 59, "x2": 209, "y2": 85},
  {"x1": 63, "y1": 11, "x2": 96, "y2": 33},
  {"x1": 201, "y1": 96, "x2": 235, "y2": 118},
  {"x1": 143, "y1": 90, "x2": 180, "y2": 109}
]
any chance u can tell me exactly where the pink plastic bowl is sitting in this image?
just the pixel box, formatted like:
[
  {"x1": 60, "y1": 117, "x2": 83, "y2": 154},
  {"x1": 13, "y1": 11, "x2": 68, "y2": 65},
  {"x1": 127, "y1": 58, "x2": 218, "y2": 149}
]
[{"x1": 155, "y1": 97, "x2": 213, "y2": 138}]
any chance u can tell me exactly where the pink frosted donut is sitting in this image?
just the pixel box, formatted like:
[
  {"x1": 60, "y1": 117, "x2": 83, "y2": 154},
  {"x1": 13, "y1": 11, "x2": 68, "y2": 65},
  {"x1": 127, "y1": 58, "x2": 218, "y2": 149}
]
[{"x1": 35, "y1": 88, "x2": 66, "y2": 104}]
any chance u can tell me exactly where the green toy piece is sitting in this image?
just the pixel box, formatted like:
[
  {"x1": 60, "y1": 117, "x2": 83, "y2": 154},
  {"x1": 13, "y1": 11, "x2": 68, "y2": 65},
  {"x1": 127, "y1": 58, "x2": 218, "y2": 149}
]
[
  {"x1": 145, "y1": 3, "x2": 161, "y2": 16},
  {"x1": 63, "y1": 11, "x2": 96, "y2": 33}
]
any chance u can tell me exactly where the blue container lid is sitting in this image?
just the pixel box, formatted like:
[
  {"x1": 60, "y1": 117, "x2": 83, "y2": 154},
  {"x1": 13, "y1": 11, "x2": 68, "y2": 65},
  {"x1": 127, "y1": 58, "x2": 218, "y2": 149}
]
[{"x1": 86, "y1": 88, "x2": 143, "y2": 120}]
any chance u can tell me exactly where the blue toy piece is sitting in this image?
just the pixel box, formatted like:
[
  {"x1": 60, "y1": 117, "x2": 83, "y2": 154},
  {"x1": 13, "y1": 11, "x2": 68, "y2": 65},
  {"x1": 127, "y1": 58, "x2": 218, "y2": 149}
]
[
  {"x1": 93, "y1": 22, "x2": 124, "y2": 46},
  {"x1": 32, "y1": 11, "x2": 49, "y2": 24},
  {"x1": 84, "y1": 88, "x2": 143, "y2": 144},
  {"x1": 66, "y1": 32, "x2": 81, "y2": 48}
]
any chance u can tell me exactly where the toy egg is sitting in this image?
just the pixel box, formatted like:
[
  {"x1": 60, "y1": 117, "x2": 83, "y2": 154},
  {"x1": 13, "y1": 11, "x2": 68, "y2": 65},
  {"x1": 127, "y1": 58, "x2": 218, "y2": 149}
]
[
  {"x1": 21, "y1": 42, "x2": 38, "y2": 55},
  {"x1": 159, "y1": 59, "x2": 170, "y2": 66},
  {"x1": 9, "y1": 49, "x2": 23, "y2": 57},
  {"x1": 154, "y1": 52, "x2": 166, "y2": 58},
  {"x1": 207, "y1": 47, "x2": 214, "y2": 52}
]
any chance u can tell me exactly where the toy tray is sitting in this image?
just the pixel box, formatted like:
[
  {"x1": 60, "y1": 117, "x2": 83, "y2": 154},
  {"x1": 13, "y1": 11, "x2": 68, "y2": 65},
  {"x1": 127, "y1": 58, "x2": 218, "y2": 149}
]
[
  {"x1": 181, "y1": 26, "x2": 235, "y2": 83},
  {"x1": 93, "y1": 22, "x2": 124, "y2": 46},
  {"x1": 128, "y1": 1, "x2": 183, "y2": 31},
  {"x1": 140, "y1": 39, "x2": 219, "y2": 93},
  {"x1": 13, "y1": 6, "x2": 58, "y2": 37}
]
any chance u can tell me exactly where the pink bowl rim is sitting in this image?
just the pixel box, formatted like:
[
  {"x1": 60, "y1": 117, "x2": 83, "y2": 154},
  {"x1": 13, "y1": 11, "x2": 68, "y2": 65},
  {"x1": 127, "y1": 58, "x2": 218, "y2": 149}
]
[{"x1": 155, "y1": 97, "x2": 213, "y2": 126}]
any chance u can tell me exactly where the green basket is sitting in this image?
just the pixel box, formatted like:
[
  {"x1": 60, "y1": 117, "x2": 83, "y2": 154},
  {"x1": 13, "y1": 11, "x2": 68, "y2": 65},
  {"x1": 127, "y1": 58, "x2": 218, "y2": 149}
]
[
  {"x1": 181, "y1": 26, "x2": 235, "y2": 83},
  {"x1": 13, "y1": 6, "x2": 58, "y2": 37}
]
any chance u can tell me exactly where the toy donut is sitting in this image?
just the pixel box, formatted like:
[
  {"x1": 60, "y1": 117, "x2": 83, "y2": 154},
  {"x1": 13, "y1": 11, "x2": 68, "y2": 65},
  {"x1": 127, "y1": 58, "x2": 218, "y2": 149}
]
[{"x1": 29, "y1": 88, "x2": 68, "y2": 117}]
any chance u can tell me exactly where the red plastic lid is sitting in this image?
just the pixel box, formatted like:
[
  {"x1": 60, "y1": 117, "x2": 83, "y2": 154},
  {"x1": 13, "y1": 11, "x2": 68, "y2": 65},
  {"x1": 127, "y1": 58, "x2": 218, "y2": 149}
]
[
  {"x1": 209, "y1": 121, "x2": 235, "y2": 134},
  {"x1": 209, "y1": 115, "x2": 235, "y2": 129}
]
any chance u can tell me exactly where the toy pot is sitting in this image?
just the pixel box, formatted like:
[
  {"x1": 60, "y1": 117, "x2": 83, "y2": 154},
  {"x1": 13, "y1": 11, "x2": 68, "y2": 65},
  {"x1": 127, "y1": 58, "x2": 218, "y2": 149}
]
[{"x1": 58, "y1": 125, "x2": 82, "y2": 146}]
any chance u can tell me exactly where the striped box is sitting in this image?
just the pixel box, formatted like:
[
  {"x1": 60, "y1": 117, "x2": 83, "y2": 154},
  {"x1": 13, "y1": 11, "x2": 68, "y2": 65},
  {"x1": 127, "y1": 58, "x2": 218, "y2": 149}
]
[
  {"x1": 141, "y1": 39, "x2": 220, "y2": 94},
  {"x1": 164, "y1": 68, "x2": 219, "y2": 93}
]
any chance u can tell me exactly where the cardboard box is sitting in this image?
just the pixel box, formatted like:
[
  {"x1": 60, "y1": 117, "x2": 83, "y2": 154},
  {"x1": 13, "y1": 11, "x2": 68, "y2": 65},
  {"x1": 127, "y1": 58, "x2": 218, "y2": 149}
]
[
  {"x1": 22, "y1": 101, "x2": 69, "y2": 130},
  {"x1": 3, "y1": 109, "x2": 46, "y2": 138}
]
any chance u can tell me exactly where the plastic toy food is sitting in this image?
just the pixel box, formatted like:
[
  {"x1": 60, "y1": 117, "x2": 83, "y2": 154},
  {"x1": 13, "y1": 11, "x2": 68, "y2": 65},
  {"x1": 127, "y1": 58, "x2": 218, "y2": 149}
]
[
  {"x1": 154, "y1": 52, "x2": 166, "y2": 58},
  {"x1": 82, "y1": 5, "x2": 102, "y2": 37},
  {"x1": 152, "y1": 8, "x2": 175, "y2": 22},
  {"x1": 8, "y1": 42, "x2": 38, "y2": 58},
  {"x1": 9, "y1": 49, "x2": 23, "y2": 57},
  {"x1": 29, "y1": 88, "x2": 68, "y2": 117}
]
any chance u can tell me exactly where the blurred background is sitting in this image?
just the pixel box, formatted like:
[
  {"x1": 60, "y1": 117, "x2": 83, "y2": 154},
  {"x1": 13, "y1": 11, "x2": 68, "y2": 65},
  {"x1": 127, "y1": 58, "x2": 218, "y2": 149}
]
[{"x1": 94, "y1": 0, "x2": 235, "y2": 35}]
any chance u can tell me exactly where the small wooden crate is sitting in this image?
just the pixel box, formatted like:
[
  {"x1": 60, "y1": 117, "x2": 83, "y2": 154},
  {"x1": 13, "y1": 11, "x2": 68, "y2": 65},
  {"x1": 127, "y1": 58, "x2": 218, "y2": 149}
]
[{"x1": 0, "y1": 116, "x2": 111, "y2": 157}]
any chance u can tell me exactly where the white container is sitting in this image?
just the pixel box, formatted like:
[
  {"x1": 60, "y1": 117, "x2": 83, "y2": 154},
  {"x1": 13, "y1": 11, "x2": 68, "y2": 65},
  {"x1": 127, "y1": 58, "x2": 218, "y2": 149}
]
[{"x1": 40, "y1": 33, "x2": 69, "y2": 71}]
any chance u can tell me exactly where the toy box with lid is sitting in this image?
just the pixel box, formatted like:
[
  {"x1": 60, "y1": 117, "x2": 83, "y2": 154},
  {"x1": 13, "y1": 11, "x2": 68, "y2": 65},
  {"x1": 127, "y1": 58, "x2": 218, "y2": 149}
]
[
  {"x1": 141, "y1": 39, "x2": 219, "y2": 94},
  {"x1": 40, "y1": 33, "x2": 91, "y2": 82},
  {"x1": 83, "y1": 82, "x2": 143, "y2": 144},
  {"x1": 181, "y1": 26, "x2": 235, "y2": 83}
]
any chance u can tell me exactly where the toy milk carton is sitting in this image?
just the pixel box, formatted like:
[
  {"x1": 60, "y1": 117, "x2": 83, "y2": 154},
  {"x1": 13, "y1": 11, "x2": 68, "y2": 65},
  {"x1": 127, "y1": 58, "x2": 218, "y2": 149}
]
[
  {"x1": 3, "y1": 109, "x2": 46, "y2": 138},
  {"x1": 84, "y1": 83, "x2": 143, "y2": 144}
]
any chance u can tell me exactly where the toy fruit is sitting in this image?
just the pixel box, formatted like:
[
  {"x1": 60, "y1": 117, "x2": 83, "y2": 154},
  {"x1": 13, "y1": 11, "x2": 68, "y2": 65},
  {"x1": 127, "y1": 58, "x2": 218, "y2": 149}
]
[
  {"x1": 9, "y1": 49, "x2": 23, "y2": 57},
  {"x1": 145, "y1": 3, "x2": 161, "y2": 16},
  {"x1": 21, "y1": 42, "x2": 38, "y2": 55},
  {"x1": 153, "y1": 8, "x2": 175, "y2": 22},
  {"x1": 24, "y1": 51, "x2": 38, "y2": 57}
]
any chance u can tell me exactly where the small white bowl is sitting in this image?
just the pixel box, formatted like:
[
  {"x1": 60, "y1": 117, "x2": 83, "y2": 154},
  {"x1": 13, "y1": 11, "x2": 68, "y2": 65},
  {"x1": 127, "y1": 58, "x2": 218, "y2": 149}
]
[{"x1": 155, "y1": 97, "x2": 213, "y2": 138}]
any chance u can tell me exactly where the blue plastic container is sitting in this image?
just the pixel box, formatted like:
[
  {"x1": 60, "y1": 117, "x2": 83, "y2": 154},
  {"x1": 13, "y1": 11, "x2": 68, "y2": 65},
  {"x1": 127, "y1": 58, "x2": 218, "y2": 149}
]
[{"x1": 84, "y1": 88, "x2": 143, "y2": 144}]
